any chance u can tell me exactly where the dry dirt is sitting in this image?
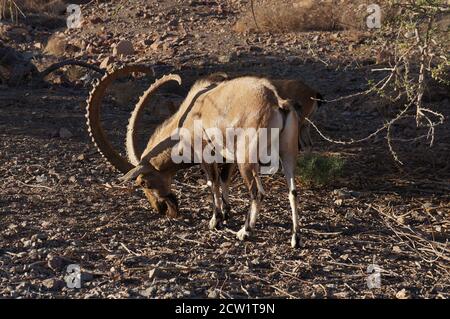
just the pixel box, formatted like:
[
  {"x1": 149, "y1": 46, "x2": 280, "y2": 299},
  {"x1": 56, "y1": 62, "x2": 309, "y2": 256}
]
[{"x1": 0, "y1": 0, "x2": 449, "y2": 298}]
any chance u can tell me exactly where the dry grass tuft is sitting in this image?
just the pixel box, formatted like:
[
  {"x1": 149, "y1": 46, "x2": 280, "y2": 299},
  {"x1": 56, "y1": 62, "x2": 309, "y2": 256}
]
[
  {"x1": 235, "y1": 0, "x2": 394, "y2": 33},
  {"x1": 0, "y1": 0, "x2": 66, "y2": 22}
]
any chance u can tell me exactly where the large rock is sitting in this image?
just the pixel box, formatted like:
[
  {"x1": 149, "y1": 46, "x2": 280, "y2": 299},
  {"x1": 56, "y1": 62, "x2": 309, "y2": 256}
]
[
  {"x1": 0, "y1": 43, "x2": 38, "y2": 86},
  {"x1": 44, "y1": 35, "x2": 68, "y2": 57}
]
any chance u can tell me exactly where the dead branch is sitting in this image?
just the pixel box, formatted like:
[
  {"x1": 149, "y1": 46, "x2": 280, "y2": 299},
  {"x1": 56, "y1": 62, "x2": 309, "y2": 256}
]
[{"x1": 39, "y1": 59, "x2": 106, "y2": 79}]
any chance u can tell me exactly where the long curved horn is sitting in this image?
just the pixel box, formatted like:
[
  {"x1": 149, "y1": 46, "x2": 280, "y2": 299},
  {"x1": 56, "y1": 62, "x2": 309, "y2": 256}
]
[
  {"x1": 126, "y1": 74, "x2": 182, "y2": 166},
  {"x1": 118, "y1": 164, "x2": 153, "y2": 182},
  {"x1": 85, "y1": 65, "x2": 155, "y2": 173}
]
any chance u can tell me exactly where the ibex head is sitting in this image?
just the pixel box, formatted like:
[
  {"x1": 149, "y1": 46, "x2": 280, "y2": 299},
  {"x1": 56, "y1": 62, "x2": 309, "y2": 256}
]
[
  {"x1": 136, "y1": 169, "x2": 178, "y2": 218},
  {"x1": 120, "y1": 163, "x2": 178, "y2": 218},
  {"x1": 86, "y1": 65, "x2": 182, "y2": 218}
]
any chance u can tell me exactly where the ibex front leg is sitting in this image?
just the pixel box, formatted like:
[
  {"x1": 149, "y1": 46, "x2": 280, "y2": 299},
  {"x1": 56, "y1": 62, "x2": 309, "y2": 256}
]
[{"x1": 202, "y1": 163, "x2": 224, "y2": 230}]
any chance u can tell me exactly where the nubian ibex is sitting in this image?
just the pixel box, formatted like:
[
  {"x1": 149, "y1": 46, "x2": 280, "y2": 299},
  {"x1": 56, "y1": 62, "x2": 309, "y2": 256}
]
[{"x1": 86, "y1": 66, "x2": 321, "y2": 247}]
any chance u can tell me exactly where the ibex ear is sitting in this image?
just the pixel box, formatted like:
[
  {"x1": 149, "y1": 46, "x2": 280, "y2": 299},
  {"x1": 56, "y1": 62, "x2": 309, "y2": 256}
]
[
  {"x1": 119, "y1": 165, "x2": 152, "y2": 182},
  {"x1": 299, "y1": 125, "x2": 313, "y2": 153},
  {"x1": 207, "y1": 72, "x2": 228, "y2": 82}
]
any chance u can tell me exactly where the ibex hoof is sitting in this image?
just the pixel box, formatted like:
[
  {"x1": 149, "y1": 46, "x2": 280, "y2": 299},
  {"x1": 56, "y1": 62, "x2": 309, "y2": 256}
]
[
  {"x1": 222, "y1": 213, "x2": 230, "y2": 222},
  {"x1": 209, "y1": 216, "x2": 220, "y2": 230},
  {"x1": 236, "y1": 228, "x2": 250, "y2": 241},
  {"x1": 291, "y1": 233, "x2": 301, "y2": 249}
]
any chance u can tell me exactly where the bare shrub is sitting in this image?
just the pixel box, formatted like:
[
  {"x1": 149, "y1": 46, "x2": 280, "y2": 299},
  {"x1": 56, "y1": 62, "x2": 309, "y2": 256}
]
[
  {"x1": 234, "y1": 0, "x2": 395, "y2": 33},
  {"x1": 305, "y1": 1, "x2": 449, "y2": 165}
]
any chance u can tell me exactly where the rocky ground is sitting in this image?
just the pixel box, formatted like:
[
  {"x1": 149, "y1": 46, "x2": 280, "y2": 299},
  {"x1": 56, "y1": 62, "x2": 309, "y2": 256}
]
[{"x1": 0, "y1": 0, "x2": 449, "y2": 298}]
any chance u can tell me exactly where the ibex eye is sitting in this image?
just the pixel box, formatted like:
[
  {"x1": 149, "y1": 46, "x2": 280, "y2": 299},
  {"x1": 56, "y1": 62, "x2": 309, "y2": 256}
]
[{"x1": 138, "y1": 180, "x2": 147, "y2": 187}]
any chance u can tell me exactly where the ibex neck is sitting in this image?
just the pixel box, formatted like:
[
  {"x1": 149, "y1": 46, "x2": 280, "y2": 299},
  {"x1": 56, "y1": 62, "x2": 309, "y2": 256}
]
[{"x1": 143, "y1": 80, "x2": 218, "y2": 173}]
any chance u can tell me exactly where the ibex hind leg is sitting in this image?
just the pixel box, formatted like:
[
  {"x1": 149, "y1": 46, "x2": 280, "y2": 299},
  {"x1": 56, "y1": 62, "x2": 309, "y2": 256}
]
[
  {"x1": 236, "y1": 163, "x2": 264, "y2": 241},
  {"x1": 280, "y1": 112, "x2": 301, "y2": 248},
  {"x1": 202, "y1": 163, "x2": 224, "y2": 230},
  {"x1": 219, "y1": 163, "x2": 236, "y2": 222}
]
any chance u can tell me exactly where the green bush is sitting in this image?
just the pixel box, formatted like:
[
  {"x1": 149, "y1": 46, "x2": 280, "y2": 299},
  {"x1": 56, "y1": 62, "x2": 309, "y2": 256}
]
[{"x1": 296, "y1": 154, "x2": 345, "y2": 186}]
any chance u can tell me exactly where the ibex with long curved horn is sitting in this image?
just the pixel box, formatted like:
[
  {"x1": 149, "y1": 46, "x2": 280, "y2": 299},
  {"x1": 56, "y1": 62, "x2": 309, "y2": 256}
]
[{"x1": 86, "y1": 66, "x2": 311, "y2": 247}]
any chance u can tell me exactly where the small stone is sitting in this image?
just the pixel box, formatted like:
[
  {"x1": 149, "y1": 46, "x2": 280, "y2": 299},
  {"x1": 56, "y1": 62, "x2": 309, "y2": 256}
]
[
  {"x1": 182, "y1": 290, "x2": 191, "y2": 296},
  {"x1": 141, "y1": 38, "x2": 153, "y2": 46},
  {"x1": 148, "y1": 267, "x2": 169, "y2": 280},
  {"x1": 113, "y1": 40, "x2": 134, "y2": 57},
  {"x1": 22, "y1": 240, "x2": 32, "y2": 248},
  {"x1": 90, "y1": 16, "x2": 103, "y2": 24},
  {"x1": 47, "y1": 255, "x2": 72, "y2": 271},
  {"x1": 339, "y1": 254, "x2": 349, "y2": 261},
  {"x1": 35, "y1": 174, "x2": 47, "y2": 183},
  {"x1": 345, "y1": 211, "x2": 354, "y2": 219},
  {"x1": 396, "y1": 289, "x2": 410, "y2": 299},
  {"x1": 150, "y1": 40, "x2": 164, "y2": 51},
  {"x1": 207, "y1": 289, "x2": 219, "y2": 298},
  {"x1": 42, "y1": 278, "x2": 65, "y2": 291},
  {"x1": 333, "y1": 291, "x2": 348, "y2": 298},
  {"x1": 219, "y1": 242, "x2": 232, "y2": 249},
  {"x1": 218, "y1": 53, "x2": 236, "y2": 63},
  {"x1": 16, "y1": 282, "x2": 28, "y2": 290},
  {"x1": 333, "y1": 188, "x2": 352, "y2": 199},
  {"x1": 396, "y1": 216, "x2": 405, "y2": 224},
  {"x1": 100, "y1": 56, "x2": 114, "y2": 69},
  {"x1": 31, "y1": 234, "x2": 46, "y2": 242},
  {"x1": 392, "y1": 246, "x2": 402, "y2": 254},
  {"x1": 196, "y1": 178, "x2": 207, "y2": 185},
  {"x1": 139, "y1": 287, "x2": 156, "y2": 297},
  {"x1": 334, "y1": 199, "x2": 343, "y2": 206},
  {"x1": 8, "y1": 223, "x2": 18, "y2": 230},
  {"x1": 41, "y1": 221, "x2": 51, "y2": 228}
]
